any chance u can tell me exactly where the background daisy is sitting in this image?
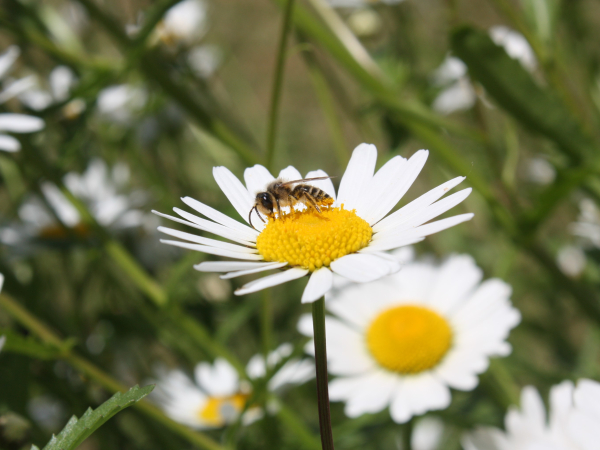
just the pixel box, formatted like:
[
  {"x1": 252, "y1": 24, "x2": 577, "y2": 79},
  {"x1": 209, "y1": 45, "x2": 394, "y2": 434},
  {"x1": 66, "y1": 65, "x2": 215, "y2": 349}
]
[
  {"x1": 152, "y1": 344, "x2": 314, "y2": 429},
  {"x1": 299, "y1": 248, "x2": 521, "y2": 422},
  {"x1": 156, "y1": 143, "x2": 473, "y2": 303},
  {"x1": 462, "y1": 379, "x2": 600, "y2": 450}
]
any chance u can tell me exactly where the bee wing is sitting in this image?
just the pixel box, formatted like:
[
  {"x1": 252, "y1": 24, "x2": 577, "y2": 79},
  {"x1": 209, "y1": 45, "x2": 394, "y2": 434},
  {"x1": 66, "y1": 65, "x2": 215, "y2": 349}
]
[{"x1": 279, "y1": 176, "x2": 335, "y2": 186}]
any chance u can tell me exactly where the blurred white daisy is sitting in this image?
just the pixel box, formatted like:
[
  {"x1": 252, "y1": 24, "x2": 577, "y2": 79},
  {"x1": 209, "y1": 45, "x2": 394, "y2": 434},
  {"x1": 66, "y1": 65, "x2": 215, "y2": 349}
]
[
  {"x1": 156, "y1": 0, "x2": 208, "y2": 46},
  {"x1": 298, "y1": 249, "x2": 520, "y2": 423},
  {"x1": 571, "y1": 199, "x2": 600, "y2": 248},
  {"x1": 0, "y1": 47, "x2": 45, "y2": 152},
  {"x1": 556, "y1": 245, "x2": 586, "y2": 278},
  {"x1": 1, "y1": 159, "x2": 146, "y2": 246},
  {"x1": 152, "y1": 344, "x2": 313, "y2": 429},
  {"x1": 96, "y1": 84, "x2": 148, "y2": 124},
  {"x1": 155, "y1": 143, "x2": 473, "y2": 303},
  {"x1": 432, "y1": 26, "x2": 536, "y2": 115},
  {"x1": 524, "y1": 156, "x2": 556, "y2": 185},
  {"x1": 17, "y1": 65, "x2": 84, "y2": 119},
  {"x1": 462, "y1": 379, "x2": 600, "y2": 450}
]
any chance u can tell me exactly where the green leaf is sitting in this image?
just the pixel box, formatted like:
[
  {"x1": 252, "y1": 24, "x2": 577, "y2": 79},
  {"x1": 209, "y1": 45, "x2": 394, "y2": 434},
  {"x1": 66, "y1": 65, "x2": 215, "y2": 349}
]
[
  {"x1": 450, "y1": 26, "x2": 593, "y2": 161},
  {"x1": 37, "y1": 385, "x2": 154, "y2": 450},
  {"x1": 0, "y1": 329, "x2": 65, "y2": 360}
]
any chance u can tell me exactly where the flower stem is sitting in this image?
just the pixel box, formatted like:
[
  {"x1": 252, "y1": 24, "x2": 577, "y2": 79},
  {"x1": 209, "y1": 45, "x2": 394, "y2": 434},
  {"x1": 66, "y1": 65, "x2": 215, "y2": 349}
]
[
  {"x1": 312, "y1": 297, "x2": 335, "y2": 450},
  {"x1": 265, "y1": 0, "x2": 296, "y2": 170}
]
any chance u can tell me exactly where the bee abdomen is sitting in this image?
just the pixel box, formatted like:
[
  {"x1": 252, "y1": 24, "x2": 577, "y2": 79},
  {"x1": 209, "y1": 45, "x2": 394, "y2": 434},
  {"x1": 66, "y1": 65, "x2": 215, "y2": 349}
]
[{"x1": 294, "y1": 185, "x2": 329, "y2": 199}]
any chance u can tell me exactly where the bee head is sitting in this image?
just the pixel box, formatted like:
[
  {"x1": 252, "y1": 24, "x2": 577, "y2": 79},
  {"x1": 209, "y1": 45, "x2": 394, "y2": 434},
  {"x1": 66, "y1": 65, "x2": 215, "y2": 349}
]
[{"x1": 255, "y1": 192, "x2": 274, "y2": 215}]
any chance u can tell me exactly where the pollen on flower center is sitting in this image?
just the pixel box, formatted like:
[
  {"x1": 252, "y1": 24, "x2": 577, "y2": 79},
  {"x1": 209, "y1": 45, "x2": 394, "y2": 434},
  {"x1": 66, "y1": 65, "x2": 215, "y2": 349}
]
[
  {"x1": 366, "y1": 305, "x2": 453, "y2": 374},
  {"x1": 197, "y1": 393, "x2": 248, "y2": 426},
  {"x1": 255, "y1": 207, "x2": 372, "y2": 271}
]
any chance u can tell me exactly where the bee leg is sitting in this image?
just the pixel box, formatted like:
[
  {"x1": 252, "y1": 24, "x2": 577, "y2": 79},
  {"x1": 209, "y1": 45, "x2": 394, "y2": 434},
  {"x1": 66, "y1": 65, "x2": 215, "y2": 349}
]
[
  {"x1": 303, "y1": 193, "x2": 323, "y2": 214},
  {"x1": 275, "y1": 197, "x2": 283, "y2": 218}
]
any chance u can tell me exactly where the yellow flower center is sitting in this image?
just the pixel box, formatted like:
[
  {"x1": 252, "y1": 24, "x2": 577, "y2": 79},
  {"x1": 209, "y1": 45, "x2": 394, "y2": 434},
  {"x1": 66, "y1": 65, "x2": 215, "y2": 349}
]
[
  {"x1": 255, "y1": 207, "x2": 372, "y2": 271},
  {"x1": 197, "y1": 393, "x2": 249, "y2": 427},
  {"x1": 366, "y1": 305, "x2": 453, "y2": 374}
]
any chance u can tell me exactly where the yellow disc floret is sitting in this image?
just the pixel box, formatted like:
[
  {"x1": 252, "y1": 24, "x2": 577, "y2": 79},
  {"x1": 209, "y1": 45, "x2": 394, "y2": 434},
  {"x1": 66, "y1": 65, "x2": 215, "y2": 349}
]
[
  {"x1": 255, "y1": 207, "x2": 372, "y2": 271},
  {"x1": 198, "y1": 393, "x2": 248, "y2": 427},
  {"x1": 366, "y1": 305, "x2": 453, "y2": 374}
]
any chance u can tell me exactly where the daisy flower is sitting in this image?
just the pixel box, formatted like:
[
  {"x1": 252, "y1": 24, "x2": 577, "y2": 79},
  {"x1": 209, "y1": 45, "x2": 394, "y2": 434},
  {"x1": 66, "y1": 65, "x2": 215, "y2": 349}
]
[
  {"x1": 0, "y1": 46, "x2": 45, "y2": 152},
  {"x1": 462, "y1": 379, "x2": 600, "y2": 450},
  {"x1": 96, "y1": 84, "x2": 148, "y2": 125},
  {"x1": 1, "y1": 159, "x2": 146, "y2": 246},
  {"x1": 432, "y1": 26, "x2": 536, "y2": 115},
  {"x1": 298, "y1": 248, "x2": 520, "y2": 423},
  {"x1": 155, "y1": 143, "x2": 473, "y2": 303},
  {"x1": 571, "y1": 198, "x2": 600, "y2": 248},
  {"x1": 152, "y1": 344, "x2": 314, "y2": 429}
]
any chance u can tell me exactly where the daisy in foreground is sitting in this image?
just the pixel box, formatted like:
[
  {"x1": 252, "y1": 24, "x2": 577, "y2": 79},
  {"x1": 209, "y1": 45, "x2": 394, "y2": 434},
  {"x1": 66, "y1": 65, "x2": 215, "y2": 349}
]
[
  {"x1": 299, "y1": 248, "x2": 521, "y2": 422},
  {"x1": 154, "y1": 144, "x2": 473, "y2": 303},
  {"x1": 152, "y1": 344, "x2": 313, "y2": 428},
  {"x1": 463, "y1": 378, "x2": 600, "y2": 450}
]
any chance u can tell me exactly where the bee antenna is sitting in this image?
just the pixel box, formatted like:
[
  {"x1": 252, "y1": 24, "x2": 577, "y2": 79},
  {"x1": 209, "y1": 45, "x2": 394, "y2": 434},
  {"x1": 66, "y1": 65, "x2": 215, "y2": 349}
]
[{"x1": 249, "y1": 207, "x2": 257, "y2": 231}]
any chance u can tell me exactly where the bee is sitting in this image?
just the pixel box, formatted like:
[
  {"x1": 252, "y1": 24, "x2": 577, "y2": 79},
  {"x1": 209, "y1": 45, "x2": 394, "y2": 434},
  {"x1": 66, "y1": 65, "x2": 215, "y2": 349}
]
[{"x1": 249, "y1": 177, "x2": 335, "y2": 230}]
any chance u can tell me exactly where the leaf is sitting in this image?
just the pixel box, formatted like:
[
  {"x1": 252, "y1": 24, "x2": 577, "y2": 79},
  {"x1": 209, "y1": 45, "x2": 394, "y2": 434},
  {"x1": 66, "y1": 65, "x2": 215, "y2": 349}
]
[
  {"x1": 450, "y1": 26, "x2": 593, "y2": 161},
  {"x1": 37, "y1": 385, "x2": 154, "y2": 450},
  {"x1": 0, "y1": 329, "x2": 63, "y2": 360}
]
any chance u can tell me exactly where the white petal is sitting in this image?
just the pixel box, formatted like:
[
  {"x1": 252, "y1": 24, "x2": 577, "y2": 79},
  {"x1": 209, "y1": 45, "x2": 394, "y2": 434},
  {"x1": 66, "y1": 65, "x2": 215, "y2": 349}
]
[
  {"x1": 330, "y1": 253, "x2": 397, "y2": 282},
  {"x1": 354, "y1": 155, "x2": 407, "y2": 223},
  {"x1": 220, "y1": 262, "x2": 288, "y2": 279},
  {"x1": 244, "y1": 164, "x2": 275, "y2": 196},
  {"x1": 344, "y1": 370, "x2": 398, "y2": 417},
  {"x1": 336, "y1": 143, "x2": 377, "y2": 213},
  {"x1": 180, "y1": 196, "x2": 258, "y2": 239},
  {"x1": 305, "y1": 170, "x2": 336, "y2": 200},
  {"x1": 153, "y1": 210, "x2": 249, "y2": 245},
  {"x1": 0, "y1": 134, "x2": 20, "y2": 152},
  {"x1": 158, "y1": 226, "x2": 258, "y2": 253},
  {"x1": 171, "y1": 208, "x2": 256, "y2": 245},
  {"x1": 549, "y1": 380, "x2": 574, "y2": 431},
  {"x1": 0, "y1": 335, "x2": 5, "y2": 353},
  {"x1": 0, "y1": 46, "x2": 20, "y2": 80},
  {"x1": 160, "y1": 239, "x2": 264, "y2": 260},
  {"x1": 278, "y1": 165, "x2": 303, "y2": 182},
  {"x1": 374, "y1": 176, "x2": 466, "y2": 233},
  {"x1": 213, "y1": 166, "x2": 254, "y2": 224},
  {"x1": 427, "y1": 254, "x2": 482, "y2": 313},
  {"x1": 367, "y1": 214, "x2": 474, "y2": 252},
  {"x1": 194, "y1": 358, "x2": 239, "y2": 397},
  {"x1": 235, "y1": 267, "x2": 308, "y2": 295},
  {"x1": 364, "y1": 150, "x2": 429, "y2": 225},
  {"x1": 301, "y1": 267, "x2": 333, "y2": 303},
  {"x1": 0, "y1": 113, "x2": 44, "y2": 132},
  {"x1": 49, "y1": 66, "x2": 75, "y2": 101},
  {"x1": 195, "y1": 261, "x2": 282, "y2": 272},
  {"x1": 360, "y1": 236, "x2": 425, "y2": 254}
]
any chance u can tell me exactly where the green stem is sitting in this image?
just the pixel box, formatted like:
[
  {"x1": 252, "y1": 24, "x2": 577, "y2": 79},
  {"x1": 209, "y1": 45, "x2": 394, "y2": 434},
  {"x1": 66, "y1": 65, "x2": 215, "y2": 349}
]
[
  {"x1": 402, "y1": 419, "x2": 413, "y2": 450},
  {"x1": 265, "y1": 0, "x2": 296, "y2": 170},
  {"x1": 312, "y1": 298, "x2": 334, "y2": 450},
  {"x1": 0, "y1": 293, "x2": 225, "y2": 450},
  {"x1": 261, "y1": 289, "x2": 273, "y2": 358},
  {"x1": 105, "y1": 241, "x2": 168, "y2": 306}
]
